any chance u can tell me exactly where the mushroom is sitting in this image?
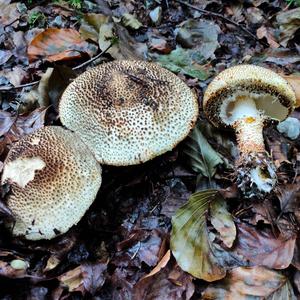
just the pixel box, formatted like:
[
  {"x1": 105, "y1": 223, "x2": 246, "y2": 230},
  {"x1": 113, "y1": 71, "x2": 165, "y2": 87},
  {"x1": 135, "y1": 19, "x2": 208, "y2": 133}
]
[
  {"x1": 59, "y1": 60, "x2": 199, "y2": 166},
  {"x1": 203, "y1": 64, "x2": 296, "y2": 197},
  {"x1": 1, "y1": 126, "x2": 102, "y2": 240}
]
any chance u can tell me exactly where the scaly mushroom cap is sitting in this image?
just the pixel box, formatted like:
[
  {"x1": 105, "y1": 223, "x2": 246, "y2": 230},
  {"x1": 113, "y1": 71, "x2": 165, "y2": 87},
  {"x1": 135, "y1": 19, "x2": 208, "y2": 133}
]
[
  {"x1": 59, "y1": 60, "x2": 199, "y2": 166},
  {"x1": 203, "y1": 64, "x2": 296, "y2": 127},
  {"x1": 1, "y1": 126, "x2": 102, "y2": 240}
]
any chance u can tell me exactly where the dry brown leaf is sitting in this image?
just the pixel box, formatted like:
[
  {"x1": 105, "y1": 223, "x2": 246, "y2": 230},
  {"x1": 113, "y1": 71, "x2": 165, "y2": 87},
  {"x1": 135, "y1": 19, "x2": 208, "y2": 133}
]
[
  {"x1": 234, "y1": 222, "x2": 296, "y2": 269},
  {"x1": 256, "y1": 25, "x2": 280, "y2": 48},
  {"x1": 58, "y1": 261, "x2": 107, "y2": 295},
  {"x1": 27, "y1": 28, "x2": 97, "y2": 62},
  {"x1": 143, "y1": 250, "x2": 171, "y2": 279},
  {"x1": 133, "y1": 258, "x2": 194, "y2": 300},
  {"x1": 202, "y1": 266, "x2": 295, "y2": 299}
]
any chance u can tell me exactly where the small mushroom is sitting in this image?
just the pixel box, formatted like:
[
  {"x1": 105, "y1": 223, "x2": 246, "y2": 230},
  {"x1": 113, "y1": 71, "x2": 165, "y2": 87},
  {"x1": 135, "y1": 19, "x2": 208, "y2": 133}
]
[
  {"x1": 1, "y1": 126, "x2": 102, "y2": 240},
  {"x1": 59, "y1": 60, "x2": 199, "y2": 166},
  {"x1": 203, "y1": 64, "x2": 296, "y2": 197}
]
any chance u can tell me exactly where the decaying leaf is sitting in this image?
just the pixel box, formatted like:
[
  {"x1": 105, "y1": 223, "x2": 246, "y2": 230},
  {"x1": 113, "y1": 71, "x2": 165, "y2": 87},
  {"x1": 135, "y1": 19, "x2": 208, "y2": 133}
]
[
  {"x1": 276, "y1": 7, "x2": 300, "y2": 47},
  {"x1": 171, "y1": 190, "x2": 236, "y2": 281},
  {"x1": 176, "y1": 19, "x2": 220, "y2": 60},
  {"x1": 0, "y1": 107, "x2": 47, "y2": 152},
  {"x1": 183, "y1": 123, "x2": 224, "y2": 179},
  {"x1": 210, "y1": 197, "x2": 236, "y2": 248},
  {"x1": 28, "y1": 28, "x2": 98, "y2": 62},
  {"x1": 133, "y1": 256, "x2": 194, "y2": 300},
  {"x1": 202, "y1": 266, "x2": 296, "y2": 299},
  {"x1": 121, "y1": 13, "x2": 142, "y2": 30},
  {"x1": 256, "y1": 25, "x2": 279, "y2": 48},
  {"x1": 233, "y1": 222, "x2": 296, "y2": 269},
  {"x1": 58, "y1": 261, "x2": 107, "y2": 295},
  {"x1": 156, "y1": 47, "x2": 212, "y2": 80},
  {"x1": 79, "y1": 13, "x2": 110, "y2": 42}
]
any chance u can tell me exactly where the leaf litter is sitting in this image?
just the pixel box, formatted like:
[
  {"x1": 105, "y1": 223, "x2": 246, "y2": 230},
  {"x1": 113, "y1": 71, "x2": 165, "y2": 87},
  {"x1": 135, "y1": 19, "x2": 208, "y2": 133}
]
[{"x1": 0, "y1": 0, "x2": 299, "y2": 299}]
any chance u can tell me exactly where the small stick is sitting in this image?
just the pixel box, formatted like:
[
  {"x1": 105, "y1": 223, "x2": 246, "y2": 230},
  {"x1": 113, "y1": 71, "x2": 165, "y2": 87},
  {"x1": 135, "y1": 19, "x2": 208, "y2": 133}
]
[
  {"x1": 176, "y1": 0, "x2": 263, "y2": 44},
  {"x1": 0, "y1": 44, "x2": 112, "y2": 92}
]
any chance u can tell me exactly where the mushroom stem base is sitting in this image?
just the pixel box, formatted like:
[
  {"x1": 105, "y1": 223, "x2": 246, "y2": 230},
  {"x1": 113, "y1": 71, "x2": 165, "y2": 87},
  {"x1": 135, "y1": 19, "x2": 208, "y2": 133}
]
[{"x1": 236, "y1": 152, "x2": 277, "y2": 198}]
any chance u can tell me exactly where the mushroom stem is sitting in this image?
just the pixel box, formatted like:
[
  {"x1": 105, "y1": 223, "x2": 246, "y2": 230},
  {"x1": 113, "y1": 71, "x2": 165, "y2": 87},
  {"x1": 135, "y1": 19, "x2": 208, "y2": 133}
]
[
  {"x1": 228, "y1": 98, "x2": 277, "y2": 197},
  {"x1": 233, "y1": 116, "x2": 265, "y2": 154}
]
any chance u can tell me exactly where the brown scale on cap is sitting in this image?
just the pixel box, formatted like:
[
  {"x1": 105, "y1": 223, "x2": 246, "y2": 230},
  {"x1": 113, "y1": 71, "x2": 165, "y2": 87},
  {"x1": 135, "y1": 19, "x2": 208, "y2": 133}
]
[
  {"x1": 59, "y1": 60, "x2": 199, "y2": 166},
  {"x1": 1, "y1": 126, "x2": 102, "y2": 240}
]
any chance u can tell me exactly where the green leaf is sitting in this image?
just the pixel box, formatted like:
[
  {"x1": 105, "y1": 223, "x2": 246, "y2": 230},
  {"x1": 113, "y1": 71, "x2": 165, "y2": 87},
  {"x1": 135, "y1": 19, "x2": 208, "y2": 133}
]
[
  {"x1": 171, "y1": 190, "x2": 233, "y2": 281},
  {"x1": 156, "y1": 47, "x2": 211, "y2": 80},
  {"x1": 183, "y1": 122, "x2": 224, "y2": 179}
]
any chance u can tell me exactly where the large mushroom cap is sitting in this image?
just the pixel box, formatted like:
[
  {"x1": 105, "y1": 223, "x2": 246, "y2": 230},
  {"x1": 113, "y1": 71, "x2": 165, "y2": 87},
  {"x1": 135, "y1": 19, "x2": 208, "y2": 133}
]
[
  {"x1": 203, "y1": 64, "x2": 296, "y2": 127},
  {"x1": 1, "y1": 126, "x2": 102, "y2": 240},
  {"x1": 59, "y1": 60, "x2": 199, "y2": 166}
]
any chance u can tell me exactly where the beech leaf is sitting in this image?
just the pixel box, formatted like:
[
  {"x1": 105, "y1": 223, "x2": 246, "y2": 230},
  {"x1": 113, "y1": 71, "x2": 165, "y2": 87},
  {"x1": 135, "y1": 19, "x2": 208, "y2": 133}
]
[
  {"x1": 183, "y1": 123, "x2": 224, "y2": 179},
  {"x1": 202, "y1": 266, "x2": 296, "y2": 300},
  {"x1": 171, "y1": 190, "x2": 235, "y2": 281}
]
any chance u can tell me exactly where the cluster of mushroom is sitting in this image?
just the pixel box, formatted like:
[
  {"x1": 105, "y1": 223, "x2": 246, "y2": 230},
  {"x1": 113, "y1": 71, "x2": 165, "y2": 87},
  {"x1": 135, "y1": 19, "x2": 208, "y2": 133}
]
[
  {"x1": 1, "y1": 62, "x2": 296, "y2": 240},
  {"x1": 1, "y1": 61, "x2": 198, "y2": 240}
]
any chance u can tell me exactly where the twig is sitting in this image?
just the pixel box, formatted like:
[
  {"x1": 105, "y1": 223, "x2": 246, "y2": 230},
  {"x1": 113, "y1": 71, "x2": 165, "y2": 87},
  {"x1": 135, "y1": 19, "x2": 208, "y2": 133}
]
[
  {"x1": 72, "y1": 43, "x2": 112, "y2": 70},
  {"x1": 0, "y1": 44, "x2": 112, "y2": 92},
  {"x1": 175, "y1": 0, "x2": 263, "y2": 44},
  {"x1": 0, "y1": 80, "x2": 40, "y2": 92}
]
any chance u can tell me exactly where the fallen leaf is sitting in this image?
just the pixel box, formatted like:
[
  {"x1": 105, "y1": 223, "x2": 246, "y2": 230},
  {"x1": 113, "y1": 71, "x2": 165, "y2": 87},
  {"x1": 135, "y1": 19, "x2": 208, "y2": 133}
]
[
  {"x1": 233, "y1": 222, "x2": 296, "y2": 269},
  {"x1": 133, "y1": 257, "x2": 194, "y2": 300},
  {"x1": 28, "y1": 28, "x2": 98, "y2": 62},
  {"x1": 121, "y1": 13, "x2": 142, "y2": 30},
  {"x1": 143, "y1": 250, "x2": 171, "y2": 279},
  {"x1": 171, "y1": 190, "x2": 229, "y2": 281},
  {"x1": 202, "y1": 266, "x2": 296, "y2": 299},
  {"x1": 256, "y1": 25, "x2": 280, "y2": 48},
  {"x1": 0, "y1": 50, "x2": 12, "y2": 66},
  {"x1": 19, "y1": 68, "x2": 54, "y2": 113},
  {"x1": 79, "y1": 13, "x2": 110, "y2": 42},
  {"x1": 0, "y1": 2, "x2": 20, "y2": 28},
  {"x1": 210, "y1": 197, "x2": 236, "y2": 248},
  {"x1": 0, "y1": 261, "x2": 27, "y2": 278},
  {"x1": 0, "y1": 66, "x2": 27, "y2": 86},
  {"x1": 1, "y1": 107, "x2": 47, "y2": 151},
  {"x1": 0, "y1": 111, "x2": 17, "y2": 136},
  {"x1": 156, "y1": 47, "x2": 212, "y2": 80},
  {"x1": 183, "y1": 122, "x2": 224, "y2": 179},
  {"x1": 58, "y1": 261, "x2": 107, "y2": 295},
  {"x1": 264, "y1": 48, "x2": 300, "y2": 66},
  {"x1": 292, "y1": 238, "x2": 300, "y2": 270},
  {"x1": 149, "y1": 37, "x2": 172, "y2": 54},
  {"x1": 176, "y1": 19, "x2": 220, "y2": 59},
  {"x1": 276, "y1": 7, "x2": 300, "y2": 47}
]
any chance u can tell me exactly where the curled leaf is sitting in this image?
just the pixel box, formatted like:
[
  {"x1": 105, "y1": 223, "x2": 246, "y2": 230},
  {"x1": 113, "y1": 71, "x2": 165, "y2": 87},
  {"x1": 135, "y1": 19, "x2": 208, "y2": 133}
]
[
  {"x1": 183, "y1": 123, "x2": 224, "y2": 179},
  {"x1": 28, "y1": 28, "x2": 97, "y2": 62}
]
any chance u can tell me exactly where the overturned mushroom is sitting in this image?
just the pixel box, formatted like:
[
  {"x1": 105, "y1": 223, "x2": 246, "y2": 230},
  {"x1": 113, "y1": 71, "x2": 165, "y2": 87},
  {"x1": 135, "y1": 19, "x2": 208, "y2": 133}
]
[
  {"x1": 59, "y1": 60, "x2": 199, "y2": 166},
  {"x1": 1, "y1": 126, "x2": 102, "y2": 240},
  {"x1": 203, "y1": 65, "x2": 296, "y2": 197}
]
